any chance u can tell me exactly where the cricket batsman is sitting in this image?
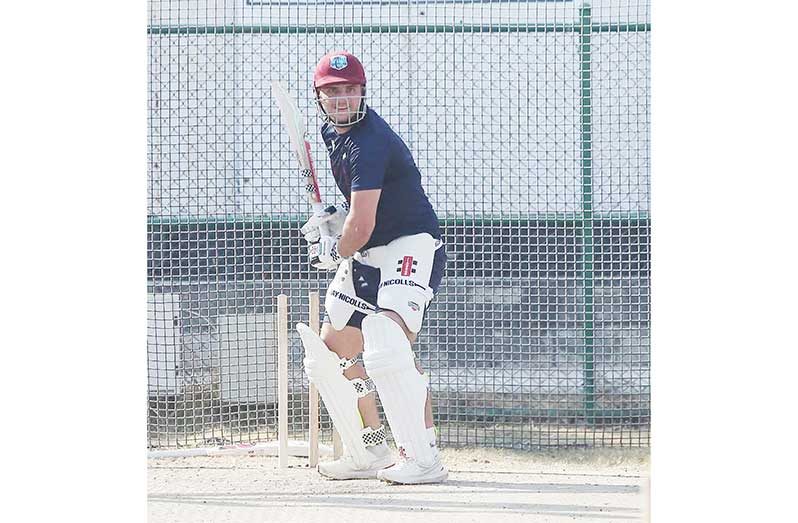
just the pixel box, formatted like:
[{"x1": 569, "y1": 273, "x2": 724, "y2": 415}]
[{"x1": 296, "y1": 50, "x2": 448, "y2": 484}]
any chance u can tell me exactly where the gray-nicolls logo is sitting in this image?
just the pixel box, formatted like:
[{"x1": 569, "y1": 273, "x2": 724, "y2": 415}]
[
  {"x1": 330, "y1": 290, "x2": 371, "y2": 311},
  {"x1": 397, "y1": 256, "x2": 418, "y2": 275}
]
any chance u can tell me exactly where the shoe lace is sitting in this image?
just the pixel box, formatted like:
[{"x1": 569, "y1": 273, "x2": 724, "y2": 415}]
[{"x1": 397, "y1": 446, "x2": 414, "y2": 464}]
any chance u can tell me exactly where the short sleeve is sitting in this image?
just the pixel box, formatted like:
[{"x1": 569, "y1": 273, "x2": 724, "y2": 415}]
[
  {"x1": 320, "y1": 124, "x2": 334, "y2": 151},
  {"x1": 349, "y1": 137, "x2": 389, "y2": 191}
]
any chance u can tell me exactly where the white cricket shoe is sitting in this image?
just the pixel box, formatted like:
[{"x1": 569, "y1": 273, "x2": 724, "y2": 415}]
[
  {"x1": 317, "y1": 442, "x2": 393, "y2": 480},
  {"x1": 376, "y1": 451, "x2": 448, "y2": 485}
]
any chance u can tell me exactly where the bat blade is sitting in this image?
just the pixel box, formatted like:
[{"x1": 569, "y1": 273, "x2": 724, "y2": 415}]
[{"x1": 271, "y1": 80, "x2": 323, "y2": 206}]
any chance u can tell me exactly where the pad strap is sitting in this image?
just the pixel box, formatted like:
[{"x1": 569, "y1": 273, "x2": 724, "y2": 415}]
[
  {"x1": 351, "y1": 377, "x2": 376, "y2": 398},
  {"x1": 362, "y1": 425, "x2": 386, "y2": 447},
  {"x1": 339, "y1": 356, "x2": 358, "y2": 371}
]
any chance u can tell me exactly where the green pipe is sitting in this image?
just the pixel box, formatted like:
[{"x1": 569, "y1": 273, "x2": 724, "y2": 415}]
[
  {"x1": 579, "y1": 4, "x2": 596, "y2": 424},
  {"x1": 443, "y1": 407, "x2": 650, "y2": 420},
  {"x1": 146, "y1": 213, "x2": 650, "y2": 227},
  {"x1": 147, "y1": 23, "x2": 650, "y2": 36}
]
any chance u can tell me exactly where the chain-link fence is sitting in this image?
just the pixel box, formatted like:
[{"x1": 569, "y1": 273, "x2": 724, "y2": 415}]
[{"x1": 148, "y1": 0, "x2": 650, "y2": 451}]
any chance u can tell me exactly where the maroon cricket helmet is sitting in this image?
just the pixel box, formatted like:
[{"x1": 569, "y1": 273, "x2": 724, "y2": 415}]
[{"x1": 313, "y1": 51, "x2": 367, "y2": 89}]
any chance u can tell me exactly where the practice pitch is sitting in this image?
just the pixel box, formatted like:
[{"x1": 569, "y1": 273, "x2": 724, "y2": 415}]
[{"x1": 148, "y1": 447, "x2": 649, "y2": 522}]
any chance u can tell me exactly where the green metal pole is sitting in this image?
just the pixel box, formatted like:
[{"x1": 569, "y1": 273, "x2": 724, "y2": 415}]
[
  {"x1": 579, "y1": 4, "x2": 596, "y2": 423},
  {"x1": 146, "y1": 213, "x2": 649, "y2": 227},
  {"x1": 146, "y1": 23, "x2": 651, "y2": 36}
]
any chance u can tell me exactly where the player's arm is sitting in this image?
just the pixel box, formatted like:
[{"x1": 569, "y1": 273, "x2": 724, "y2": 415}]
[{"x1": 337, "y1": 189, "x2": 380, "y2": 257}]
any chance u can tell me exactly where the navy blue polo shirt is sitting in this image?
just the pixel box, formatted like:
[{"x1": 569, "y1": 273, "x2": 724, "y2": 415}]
[{"x1": 320, "y1": 107, "x2": 441, "y2": 250}]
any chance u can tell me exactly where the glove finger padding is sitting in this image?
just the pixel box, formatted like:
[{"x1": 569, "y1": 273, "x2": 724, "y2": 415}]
[
  {"x1": 309, "y1": 235, "x2": 342, "y2": 271},
  {"x1": 300, "y1": 209, "x2": 332, "y2": 243},
  {"x1": 301, "y1": 223, "x2": 322, "y2": 244},
  {"x1": 300, "y1": 205, "x2": 348, "y2": 243}
]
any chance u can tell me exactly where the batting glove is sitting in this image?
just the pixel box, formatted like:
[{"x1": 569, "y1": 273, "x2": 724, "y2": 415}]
[
  {"x1": 300, "y1": 204, "x2": 348, "y2": 244},
  {"x1": 308, "y1": 235, "x2": 344, "y2": 271}
]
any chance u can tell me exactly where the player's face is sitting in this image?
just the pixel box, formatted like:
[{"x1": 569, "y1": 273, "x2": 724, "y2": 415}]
[{"x1": 318, "y1": 83, "x2": 364, "y2": 125}]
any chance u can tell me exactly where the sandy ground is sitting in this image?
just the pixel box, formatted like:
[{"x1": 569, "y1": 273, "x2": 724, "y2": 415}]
[{"x1": 148, "y1": 447, "x2": 649, "y2": 522}]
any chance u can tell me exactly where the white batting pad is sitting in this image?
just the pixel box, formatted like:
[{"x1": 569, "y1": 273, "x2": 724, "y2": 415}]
[
  {"x1": 361, "y1": 314, "x2": 435, "y2": 466},
  {"x1": 297, "y1": 323, "x2": 372, "y2": 468}
]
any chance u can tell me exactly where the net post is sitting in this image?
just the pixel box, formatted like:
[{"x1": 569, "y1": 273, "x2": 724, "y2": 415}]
[
  {"x1": 308, "y1": 291, "x2": 320, "y2": 467},
  {"x1": 579, "y1": 1, "x2": 596, "y2": 425},
  {"x1": 277, "y1": 294, "x2": 289, "y2": 468}
]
